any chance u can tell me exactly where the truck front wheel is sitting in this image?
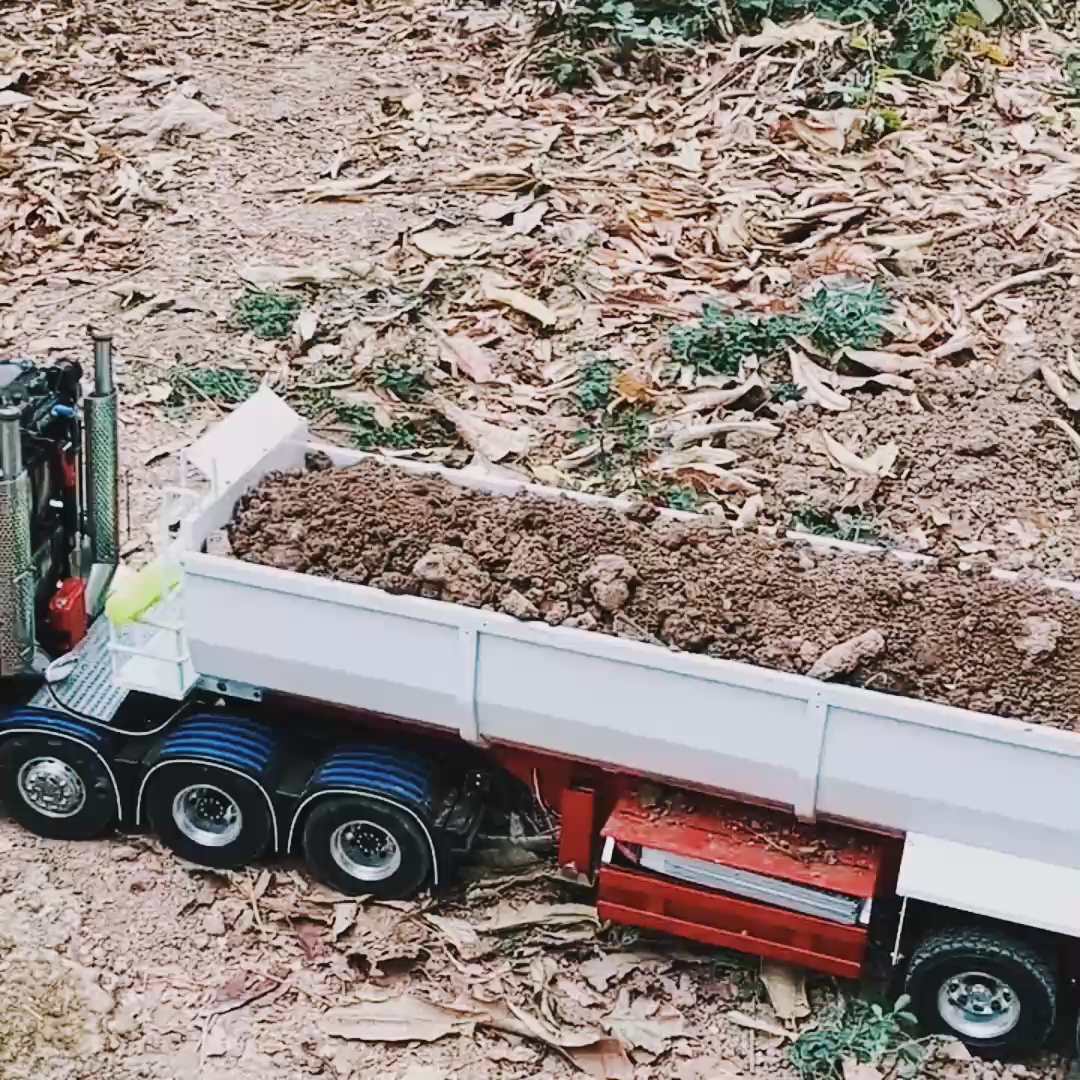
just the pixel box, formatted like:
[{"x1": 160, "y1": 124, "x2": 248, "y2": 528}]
[
  {"x1": 144, "y1": 763, "x2": 274, "y2": 869},
  {"x1": 0, "y1": 733, "x2": 117, "y2": 840},
  {"x1": 905, "y1": 926, "x2": 1056, "y2": 1057},
  {"x1": 302, "y1": 795, "x2": 432, "y2": 899}
]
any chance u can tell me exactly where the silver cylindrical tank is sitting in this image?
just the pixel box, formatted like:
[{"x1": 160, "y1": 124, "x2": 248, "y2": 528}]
[
  {"x1": 85, "y1": 331, "x2": 119, "y2": 568},
  {"x1": 0, "y1": 405, "x2": 35, "y2": 674}
]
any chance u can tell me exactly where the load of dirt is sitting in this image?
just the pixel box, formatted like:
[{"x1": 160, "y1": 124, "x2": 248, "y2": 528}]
[{"x1": 228, "y1": 458, "x2": 1080, "y2": 729}]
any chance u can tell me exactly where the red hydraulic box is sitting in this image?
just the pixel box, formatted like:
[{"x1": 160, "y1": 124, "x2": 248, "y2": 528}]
[
  {"x1": 597, "y1": 791, "x2": 885, "y2": 979},
  {"x1": 49, "y1": 577, "x2": 88, "y2": 652}
]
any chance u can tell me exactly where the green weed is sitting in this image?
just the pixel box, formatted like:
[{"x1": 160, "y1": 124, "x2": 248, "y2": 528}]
[
  {"x1": 232, "y1": 290, "x2": 301, "y2": 339},
  {"x1": 375, "y1": 361, "x2": 428, "y2": 403},
  {"x1": 802, "y1": 281, "x2": 890, "y2": 353},
  {"x1": 670, "y1": 283, "x2": 890, "y2": 377},
  {"x1": 772, "y1": 381, "x2": 805, "y2": 403},
  {"x1": 543, "y1": 46, "x2": 591, "y2": 87},
  {"x1": 1063, "y1": 51, "x2": 1080, "y2": 97},
  {"x1": 336, "y1": 405, "x2": 419, "y2": 451},
  {"x1": 661, "y1": 483, "x2": 700, "y2": 511},
  {"x1": 574, "y1": 358, "x2": 617, "y2": 412},
  {"x1": 790, "y1": 996, "x2": 923, "y2": 1080},
  {"x1": 791, "y1": 505, "x2": 884, "y2": 545},
  {"x1": 168, "y1": 367, "x2": 258, "y2": 406},
  {"x1": 539, "y1": 0, "x2": 995, "y2": 79},
  {"x1": 670, "y1": 307, "x2": 800, "y2": 377},
  {"x1": 591, "y1": 405, "x2": 656, "y2": 487}
]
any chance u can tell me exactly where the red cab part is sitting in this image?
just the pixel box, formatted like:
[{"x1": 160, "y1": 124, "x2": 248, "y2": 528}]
[
  {"x1": 49, "y1": 577, "x2": 88, "y2": 652},
  {"x1": 58, "y1": 449, "x2": 78, "y2": 492}
]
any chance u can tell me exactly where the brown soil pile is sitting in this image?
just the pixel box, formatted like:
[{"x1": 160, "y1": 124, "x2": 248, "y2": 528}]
[{"x1": 228, "y1": 458, "x2": 1080, "y2": 729}]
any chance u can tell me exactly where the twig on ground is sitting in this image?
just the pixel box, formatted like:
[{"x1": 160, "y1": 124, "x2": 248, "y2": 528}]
[{"x1": 966, "y1": 266, "x2": 1064, "y2": 311}]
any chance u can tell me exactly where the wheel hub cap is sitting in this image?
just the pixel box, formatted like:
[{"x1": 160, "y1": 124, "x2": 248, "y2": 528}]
[
  {"x1": 172, "y1": 784, "x2": 242, "y2": 848},
  {"x1": 938, "y1": 971, "x2": 1021, "y2": 1039},
  {"x1": 17, "y1": 757, "x2": 86, "y2": 818},
  {"x1": 329, "y1": 820, "x2": 402, "y2": 882}
]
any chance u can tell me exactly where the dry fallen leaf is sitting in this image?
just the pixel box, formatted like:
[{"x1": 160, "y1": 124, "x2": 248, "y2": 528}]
[
  {"x1": 331, "y1": 901, "x2": 358, "y2": 941},
  {"x1": 293, "y1": 308, "x2": 318, "y2": 346},
  {"x1": 972, "y1": 0, "x2": 1003, "y2": 22},
  {"x1": 819, "y1": 431, "x2": 899, "y2": 478},
  {"x1": 0, "y1": 90, "x2": 32, "y2": 108},
  {"x1": 1041, "y1": 365, "x2": 1080, "y2": 411},
  {"x1": 758, "y1": 961, "x2": 811, "y2": 1022},
  {"x1": 734, "y1": 494, "x2": 763, "y2": 530},
  {"x1": 843, "y1": 348, "x2": 928, "y2": 375},
  {"x1": 319, "y1": 996, "x2": 478, "y2": 1042},
  {"x1": 785, "y1": 109, "x2": 864, "y2": 153},
  {"x1": 842, "y1": 1059, "x2": 884, "y2": 1080},
  {"x1": 676, "y1": 375, "x2": 763, "y2": 415},
  {"x1": 481, "y1": 278, "x2": 558, "y2": 327},
  {"x1": 239, "y1": 262, "x2": 369, "y2": 288},
  {"x1": 423, "y1": 913, "x2": 484, "y2": 957},
  {"x1": 478, "y1": 902, "x2": 599, "y2": 933},
  {"x1": 789, "y1": 348, "x2": 849, "y2": 412},
  {"x1": 1049, "y1": 417, "x2": 1080, "y2": 458},
  {"x1": 512, "y1": 201, "x2": 548, "y2": 235},
  {"x1": 579, "y1": 953, "x2": 644, "y2": 993},
  {"x1": 412, "y1": 228, "x2": 484, "y2": 259},
  {"x1": 651, "y1": 447, "x2": 739, "y2": 472},
  {"x1": 117, "y1": 92, "x2": 242, "y2": 147},
  {"x1": 303, "y1": 169, "x2": 395, "y2": 202},
  {"x1": 614, "y1": 370, "x2": 656, "y2": 404},
  {"x1": 603, "y1": 1004, "x2": 684, "y2": 1054},
  {"x1": 725, "y1": 1011, "x2": 792, "y2": 1040},
  {"x1": 669, "y1": 419, "x2": 781, "y2": 449},
  {"x1": 740, "y1": 16, "x2": 844, "y2": 48},
  {"x1": 435, "y1": 399, "x2": 533, "y2": 462},
  {"x1": 439, "y1": 332, "x2": 497, "y2": 383}
]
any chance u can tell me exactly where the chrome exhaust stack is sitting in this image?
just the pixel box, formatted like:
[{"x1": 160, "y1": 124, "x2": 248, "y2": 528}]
[
  {"x1": 85, "y1": 331, "x2": 120, "y2": 616},
  {"x1": 0, "y1": 405, "x2": 35, "y2": 674}
]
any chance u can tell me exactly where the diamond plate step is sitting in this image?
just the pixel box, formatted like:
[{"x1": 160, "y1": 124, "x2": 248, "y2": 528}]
[{"x1": 31, "y1": 616, "x2": 129, "y2": 722}]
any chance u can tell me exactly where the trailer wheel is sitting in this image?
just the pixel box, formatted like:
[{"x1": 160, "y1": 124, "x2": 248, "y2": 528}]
[
  {"x1": 906, "y1": 927, "x2": 1056, "y2": 1057},
  {"x1": 0, "y1": 733, "x2": 117, "y2": 840},
  {"x1": 144, "y1": 763, "x2": 274, "y2": 869},
  {"x1": 302, "y1": 795, "x2": 432, "y2": 899}
]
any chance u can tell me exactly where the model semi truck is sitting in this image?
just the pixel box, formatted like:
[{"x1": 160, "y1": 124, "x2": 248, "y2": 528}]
[{"x1": 1, "y1": 333, "x2": 1079, "y2": 1057}]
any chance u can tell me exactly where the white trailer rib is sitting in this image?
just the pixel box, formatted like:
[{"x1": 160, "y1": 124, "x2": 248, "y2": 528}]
[{"x1": 157, "y1": 392, "x2": 1080, "y2": 888}]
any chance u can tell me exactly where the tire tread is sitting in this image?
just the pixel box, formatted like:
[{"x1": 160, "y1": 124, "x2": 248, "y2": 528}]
[{"x1": 906, "y1": 925, "x2": 1056, "y2": 1057}]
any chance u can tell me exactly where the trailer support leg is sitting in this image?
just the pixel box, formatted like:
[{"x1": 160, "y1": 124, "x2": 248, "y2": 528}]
[
  {"x1": 558, "y1": 785, "x2": 596, "y2": 878},
  {"x1": 890, "y1": 895, "x2": 909, "y2": 966}
]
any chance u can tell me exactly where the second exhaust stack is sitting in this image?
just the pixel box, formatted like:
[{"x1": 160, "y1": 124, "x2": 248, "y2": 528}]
[{"x1": 85, "y1": 332, "x2": 119, "y2": 615}]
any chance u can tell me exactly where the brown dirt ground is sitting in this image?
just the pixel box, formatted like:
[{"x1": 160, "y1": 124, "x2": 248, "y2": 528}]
[{"x1": 230, "y1": 456, "x2": 1080, "y2": 728}]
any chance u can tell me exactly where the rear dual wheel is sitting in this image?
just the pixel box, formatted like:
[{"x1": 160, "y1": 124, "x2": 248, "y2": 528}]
[
  {"x1": 301, "y1": 795, "x2": 432, "y2": 899},
  {"x1": 145, "y1": 763, "x2": 273, "y2": 869},
  {"x1": 146, "y1": 771, "x2": 433, "y2": 900}
]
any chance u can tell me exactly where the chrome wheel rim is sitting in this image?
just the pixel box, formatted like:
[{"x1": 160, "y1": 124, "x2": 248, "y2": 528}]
[
  {"x1": 17, "y1": 757, "x2": 86, "y2": 818},
  {"x1": 938, "y1": 971, "x2": 1021, "y2": 1039},
  {"x1": 329, "y1": 820, "x2": 401, "y2": 882},
  {"x1": 171, "y1": 784, "x2": 242, "y2": 848}
]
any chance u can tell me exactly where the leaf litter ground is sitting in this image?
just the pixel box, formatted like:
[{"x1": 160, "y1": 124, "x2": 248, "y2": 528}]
[{"x1": 3, "y1": 0, "x2": 1080, "y2": 1076}]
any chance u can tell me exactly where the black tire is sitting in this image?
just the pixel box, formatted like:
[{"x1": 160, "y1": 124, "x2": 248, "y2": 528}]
[
  {"x1": 905, "y1": 926, "x2": 1056, "y2": 1058},
  {"x1": 302, "y1": 794, "x2": 432, "y2": 899},
  {"x1": 0, "y1": 733, "x2": 117, "y2": 840},
  {"x1": 144, "y1": 762, "x2": 274, "y2": 869}
]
